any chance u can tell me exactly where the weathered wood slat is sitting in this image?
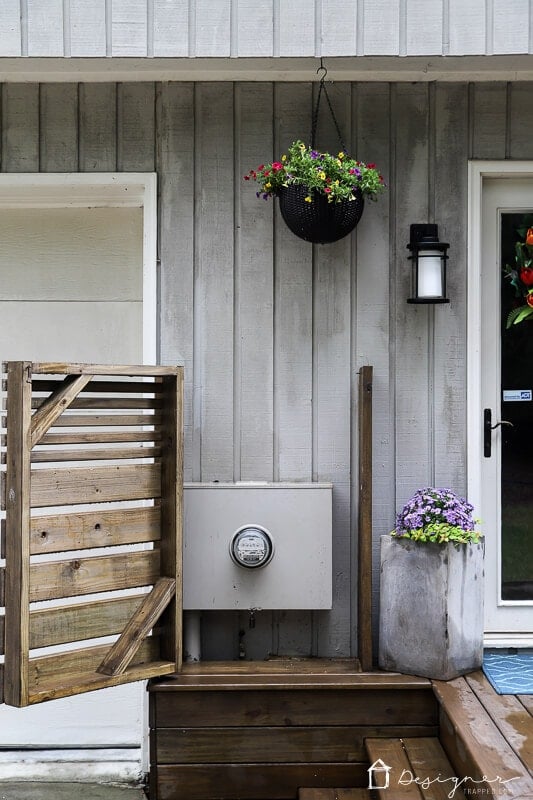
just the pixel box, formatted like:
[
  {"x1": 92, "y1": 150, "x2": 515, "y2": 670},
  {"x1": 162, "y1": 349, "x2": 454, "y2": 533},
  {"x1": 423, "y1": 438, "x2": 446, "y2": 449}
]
[
  {"x1": 97, "y1": 577, "x2": 175, "y2": 676},
  {"x1": 434, "y1": 677, "x2": 533, "y2": 796},
  {"x1": 401, "y1": 737, "x2": 467, "y2": 800},
  {"x1": 0, "y1": 594, "x2": 148, "y2": 652},
  {"x1": 39, "y1": 430, "x2": 161, "y2": 445},
  {"x1": 30, "y1": 463, "x2": 161, "y2": 507},
  {"x1": 519, "y1": 695, "x2": 533, "y2": 716},
  {"x1": 154, "y1": 724, "x2": 439, "y2": 765},
  {"x1": 465, "y1": 671, "x2": 533, "y2": 773},
  {"x1": 25, "y1": 506, "x2": 161, "y2": 555},
  {"x1": 29, "y1": 637, "x2": 160, "y2": 689},
  {"x1": 29, "y1": 595, "x2": 148, "y2": 650},
  {"x1": 30, "y1": 397, "x2": 163, "y2": 410},
  {"x1": 177, "y1": 658, "x2": 362, "y2": 676},
  {"x1": 29, "y1": 445, "x2": 162, "y2": 463},
  {"x1": 31, "y1": 379, "x2": 162, "y2": 394},
  {"x1": 154, "y1": 764, "x2": 368, "y2": 800},
  {"x1": 29, "y1": 549, "x2": 160, "y2": 602},
  {"x1": 152, "y1": 689, "x2": 437, "y2": 727},
  {"x1": 35, "y1": 413, "x2": 162, "y2": 427},
  {"x1": 365, "y1": 739, "x2": 422, "y2": 799},
  {"x1": 31, "y1": 363, "x2": 180, "y2": 376},
  {"x1": 30, "y1": 374, "x2": 93, "y2": 447}
]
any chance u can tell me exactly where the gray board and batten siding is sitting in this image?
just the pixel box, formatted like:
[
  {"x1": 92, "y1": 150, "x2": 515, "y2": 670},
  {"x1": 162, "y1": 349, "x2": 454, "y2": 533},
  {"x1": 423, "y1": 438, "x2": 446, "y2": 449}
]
[
  {"x1": 0, "y1": 80, "x2": 527, "y2": 659},
  {"x1": 1, "y1": 0, "x2": 533, "y2": 58}
]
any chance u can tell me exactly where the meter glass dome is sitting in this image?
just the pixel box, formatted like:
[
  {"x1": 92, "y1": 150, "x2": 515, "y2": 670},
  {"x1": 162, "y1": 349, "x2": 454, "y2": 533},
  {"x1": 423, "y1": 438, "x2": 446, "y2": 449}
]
[{"x1": 230, "y1": 525, "x2": 274, "y2": 569}]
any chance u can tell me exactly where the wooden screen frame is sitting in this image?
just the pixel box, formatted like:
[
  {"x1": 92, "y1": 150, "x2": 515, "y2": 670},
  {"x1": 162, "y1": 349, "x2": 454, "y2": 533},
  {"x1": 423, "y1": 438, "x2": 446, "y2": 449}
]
[{"x1": 0, "y1": 362, "x2": 183, "y2": 707}]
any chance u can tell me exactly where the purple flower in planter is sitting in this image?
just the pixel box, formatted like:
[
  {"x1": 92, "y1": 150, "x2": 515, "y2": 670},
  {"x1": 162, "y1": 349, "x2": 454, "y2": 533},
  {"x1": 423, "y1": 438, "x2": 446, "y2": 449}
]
[{"x1": 392, "y1": 487, "x2": 481, "y2": 545}]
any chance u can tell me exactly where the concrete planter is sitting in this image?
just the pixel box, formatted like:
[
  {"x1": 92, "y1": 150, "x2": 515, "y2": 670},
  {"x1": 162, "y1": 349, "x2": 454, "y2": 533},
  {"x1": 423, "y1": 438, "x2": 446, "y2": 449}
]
[{"x1": 378, "y1": 534, "x2": 484, "y2": 680}]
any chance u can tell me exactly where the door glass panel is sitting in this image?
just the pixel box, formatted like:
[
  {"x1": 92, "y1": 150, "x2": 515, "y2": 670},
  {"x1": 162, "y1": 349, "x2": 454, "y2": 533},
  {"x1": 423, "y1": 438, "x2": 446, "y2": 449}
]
[{"x1": 501, "y1": 213, "x2": 533, "y2": 600}]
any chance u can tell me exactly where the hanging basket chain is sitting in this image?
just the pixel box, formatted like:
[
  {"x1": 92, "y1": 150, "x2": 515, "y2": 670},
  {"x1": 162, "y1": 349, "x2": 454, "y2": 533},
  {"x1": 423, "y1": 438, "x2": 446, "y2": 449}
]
[{"x1": 310, "y1": 61, "x2": 347, "y2": 153}]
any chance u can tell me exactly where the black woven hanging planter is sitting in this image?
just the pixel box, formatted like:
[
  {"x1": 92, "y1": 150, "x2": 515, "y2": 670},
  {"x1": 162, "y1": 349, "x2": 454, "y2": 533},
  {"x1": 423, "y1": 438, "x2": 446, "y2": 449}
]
[
  {"x1": 278, "y1": 63, "x2": 365, "y2": 244},
  {"x1": 278, "y1": 184, "x2": 364, "y2": 244}
]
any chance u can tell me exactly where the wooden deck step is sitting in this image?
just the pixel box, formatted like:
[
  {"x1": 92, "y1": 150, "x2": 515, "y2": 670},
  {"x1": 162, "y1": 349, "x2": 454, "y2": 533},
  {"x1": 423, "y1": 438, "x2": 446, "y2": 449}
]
[
  {"x1": 366, "y1": 737, "x2": 466, "y2": 799},
  {"x1": 299, "y1": 789, "x2": 372, "y2": 800},
  {"x1": 433, "y1": 671, "x2": 533, "y2": 797}
]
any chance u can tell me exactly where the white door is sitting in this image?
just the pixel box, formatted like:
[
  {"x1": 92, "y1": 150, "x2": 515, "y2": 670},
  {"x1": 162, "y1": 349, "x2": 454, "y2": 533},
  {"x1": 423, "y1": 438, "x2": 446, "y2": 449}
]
[
  {"x1": 0, "y1": 178, "x2": 156, "y2": 765},
  {"x1": 471, "y1": 167, "x2": 533, "y2": 645}
]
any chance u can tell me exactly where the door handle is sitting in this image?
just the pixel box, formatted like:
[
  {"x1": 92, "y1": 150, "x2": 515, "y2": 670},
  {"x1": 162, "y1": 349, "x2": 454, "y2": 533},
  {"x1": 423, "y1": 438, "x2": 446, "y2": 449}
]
[{"x1": 483, "y1": 409, "x2": 514, "y2": 457}]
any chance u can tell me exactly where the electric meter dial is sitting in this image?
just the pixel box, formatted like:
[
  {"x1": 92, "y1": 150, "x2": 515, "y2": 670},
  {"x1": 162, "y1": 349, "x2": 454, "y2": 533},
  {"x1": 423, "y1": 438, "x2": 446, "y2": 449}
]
[{"x1": 229, "y1": 525, "x2": 274, "y2": 569}]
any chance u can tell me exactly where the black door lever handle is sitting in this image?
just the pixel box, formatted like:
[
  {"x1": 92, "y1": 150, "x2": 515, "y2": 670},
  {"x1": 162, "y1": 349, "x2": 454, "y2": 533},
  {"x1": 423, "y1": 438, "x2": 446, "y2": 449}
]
[{"x1": 484, "y1": 409, "x2": 514, "y2": 457}]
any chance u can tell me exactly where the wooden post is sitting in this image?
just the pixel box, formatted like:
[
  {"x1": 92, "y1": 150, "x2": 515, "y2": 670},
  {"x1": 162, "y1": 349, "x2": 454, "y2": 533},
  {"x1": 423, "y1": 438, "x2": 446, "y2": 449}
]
[
  {"x1": 4, "y1": 361, "x2": 32, "y2": 706},
  {"x1": 357, "y1": 366, "x2": 373, "y2": 672}
]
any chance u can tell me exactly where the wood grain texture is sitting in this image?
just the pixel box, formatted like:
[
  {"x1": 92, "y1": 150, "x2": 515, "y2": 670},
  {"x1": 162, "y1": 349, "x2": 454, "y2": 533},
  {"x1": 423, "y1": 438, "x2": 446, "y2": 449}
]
[
  {"x1": 117, "y1": 83, "x2": 156, "y2": 172},
  {"x1": 28, "y1": 548, "x2": 160, "y2": 602},
  {"x1": 470, "y1": 83, "x2": 508, "y2": 160},
  {"x1": 27, "y1": 0, "x2": 63, "y2": 56},
  {"x1": 365, "y1": 738, "x2": 421, "y2": 799},
  {"x1": 357, "y1": 367, "x2": 373, "y2": 671},
  {"x1": 79, "y1": 84, "x2": 117, "y2": 172},
  {"x1": 153, "y1": 0, "x2": 189, "y2": 57},
  {"x1": 69, "y1": 0, "x2": 107, "y2": 56},
  {"x1": 152, "y1": 688, "x2": 437, "y2": 727},
  {"x1": 1, "y1": 84, "x2": 39, "y2": 172},
  {"x1": 3, "y1": 362, "x2": 32, "y2": 706},
  {"x1": 449, "y1": 0, "x2": 485, "y2": 55},
  {"x1": 155, "y1": 763, "x2": 368, "y2": 800},
  {"x1": 154, "y1": 724, "x2": 438, "y2": 764},
  {"x1": 30, "y1": 463, "x2": 161, "y2": 507},
  {"x1": 30, "y1": 373, "x2": 93, "y2": 446},
  {"x1": 434, "y1": 678, "x2": 533, "y2": 796},
  {"x1": 39, "y1": 83, "x2": 79, "y2": 171},
  {"x1": 363, "y1": 0, "x2": 400, "y2": 55},
  {"x1": 97, "y1": 577, "x2": 176, "y2": 676},
  {"x1": 112, "y1": 0, "x2": 147, "y2": 56}
]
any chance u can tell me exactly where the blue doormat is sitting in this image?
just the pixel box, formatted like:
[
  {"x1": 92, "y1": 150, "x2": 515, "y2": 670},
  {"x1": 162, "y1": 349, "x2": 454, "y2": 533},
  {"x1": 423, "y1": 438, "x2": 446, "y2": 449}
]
[{"x1": 483, "y1": 651, "x2": 533, "y2": 694}]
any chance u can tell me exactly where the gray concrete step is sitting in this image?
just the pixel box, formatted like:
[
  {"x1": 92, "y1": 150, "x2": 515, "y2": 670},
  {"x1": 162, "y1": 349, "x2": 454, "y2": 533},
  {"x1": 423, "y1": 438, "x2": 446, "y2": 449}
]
[{"x1": 0, "y1": 783, "x2": 146, "y2": 800}]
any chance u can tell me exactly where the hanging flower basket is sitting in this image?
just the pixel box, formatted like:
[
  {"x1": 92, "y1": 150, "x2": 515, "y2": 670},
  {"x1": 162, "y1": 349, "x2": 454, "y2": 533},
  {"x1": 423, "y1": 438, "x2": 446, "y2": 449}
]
[{"x1": 278, "y1": 184, "x2": 364, "y2": 244}]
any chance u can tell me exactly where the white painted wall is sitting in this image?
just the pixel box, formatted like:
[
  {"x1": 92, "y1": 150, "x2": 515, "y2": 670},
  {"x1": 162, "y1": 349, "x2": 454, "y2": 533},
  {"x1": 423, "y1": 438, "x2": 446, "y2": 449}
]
[{"x1": 1, "y1": 0, "x2": 532, "y2": 59}]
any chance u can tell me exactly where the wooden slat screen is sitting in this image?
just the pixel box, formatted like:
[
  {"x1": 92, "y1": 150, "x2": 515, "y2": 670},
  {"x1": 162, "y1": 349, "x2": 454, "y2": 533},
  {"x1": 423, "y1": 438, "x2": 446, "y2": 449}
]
[{"x1": 0, "y1": 362, "x2": 183, "y2": 707}]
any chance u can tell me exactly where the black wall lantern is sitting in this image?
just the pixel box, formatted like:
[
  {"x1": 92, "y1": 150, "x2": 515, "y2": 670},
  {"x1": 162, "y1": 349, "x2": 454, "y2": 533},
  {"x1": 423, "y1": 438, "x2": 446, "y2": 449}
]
[{"x1": 407, "y1": 224, "x2": 450, "y2": 304}]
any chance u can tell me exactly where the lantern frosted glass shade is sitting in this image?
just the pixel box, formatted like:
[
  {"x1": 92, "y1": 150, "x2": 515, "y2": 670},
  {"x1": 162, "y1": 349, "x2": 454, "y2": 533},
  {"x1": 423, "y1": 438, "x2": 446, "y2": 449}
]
[{"x1": 407, "y1": 224, "x2": 450, "y2": 304}]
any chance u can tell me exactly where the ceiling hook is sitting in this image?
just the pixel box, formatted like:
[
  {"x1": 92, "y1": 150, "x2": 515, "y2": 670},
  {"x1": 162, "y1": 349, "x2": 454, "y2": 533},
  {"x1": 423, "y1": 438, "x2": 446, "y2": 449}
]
[{"x1": 316, "y1": 58, "x2": 327, "y2": 82}]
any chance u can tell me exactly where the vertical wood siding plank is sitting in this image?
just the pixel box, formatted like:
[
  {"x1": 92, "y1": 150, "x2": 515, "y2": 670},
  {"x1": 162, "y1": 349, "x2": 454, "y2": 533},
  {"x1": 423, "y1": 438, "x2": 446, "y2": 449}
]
[
  {"x1": 27, "y1": 0, "x2": 64, "y2": 56},
  {"x1": 274, "y1": 83, "x2": 313, "y2": 484},
  {"x1": 393, "y1": 84, "x2": 431, "y2": 505},
  {"x1": 493, "y1": 0, "x2": 529, "y2": 54},
  {"x1": 153, "y1": 0, "x2": 189, "y2": 56},
  {"x1": 236, "y1": 83, "x2": 274, "y2": 480},
  {"x1": 312, "y1": 82, "x2": 352, "y2": 657},
  {"x1": 157, "y1": 82, "x2": 195, "y2": 480},
  {"x1": 509, "y1": 83, "x2": 533, "y2": 159},
  {"x1": 363, "y1": 0, "x2": 400, "y2": 55},
  {"x1": 196, "y1": 83, "x2": 234, "y2": 481},
  {"x1": 0, "y1": 0, "x2": 22, "y2": 56},
  {"x1": 112, "y1": 0, "x2": 148, "y2": 56},
  {"x1": 470, "y1": 84, "x2": 508, "y2": 160},
  {"x1": 353, "y1": 82, "x2": 392, "y2": 653},
  {"x1": 279, "y1": 0, "x2": 315, "y2": 56},
  {"x1": 273, "y1": 83, "x2": 313, "y2": 657},
  {"x1": 79, "y1": 84, "x2": 117, "y2": 172},
  {"x1": 194, "y1": 0, "x2": 231, "y2": 56},
  {"x1": 236, "y1": 0, "x2": 274, "y2": 57},
  {"x1": 70, "y1": 0, "x2": 107, "y2": 57},
  {"x1": 406, "y1": 0, "x2": 443, "y2": 55},
  {"x1": 1, "y1": 85, "x2": 39, "y2": 172},
  {"x1": 433, "y1": 84, "x2": 469, "y2": 491},
  {"x1": 449, "y1": 0, "x2": 485, "y2": 55},
  {"x1": 40, "y1": 84, "x2": 79, "y2": 173},
  {"x1": 118, "y1": 83, "x2": 155, "y2": 172},
  {"x1": 320, "y1": 0, "x2": 357, "y2": 56}
]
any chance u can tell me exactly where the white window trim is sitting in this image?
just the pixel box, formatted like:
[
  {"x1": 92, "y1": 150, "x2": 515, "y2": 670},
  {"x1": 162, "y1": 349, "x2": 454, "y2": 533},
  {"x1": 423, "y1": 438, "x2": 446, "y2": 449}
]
[{"x1": 0, "y1": 172, "x2": 157, "y2": 366}]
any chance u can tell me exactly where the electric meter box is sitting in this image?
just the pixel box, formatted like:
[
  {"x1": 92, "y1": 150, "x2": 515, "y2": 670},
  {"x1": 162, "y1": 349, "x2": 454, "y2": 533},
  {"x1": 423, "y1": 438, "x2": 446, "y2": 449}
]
[{"x1": 183, "y1": 482, "x2": 333, "y2": 610}]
